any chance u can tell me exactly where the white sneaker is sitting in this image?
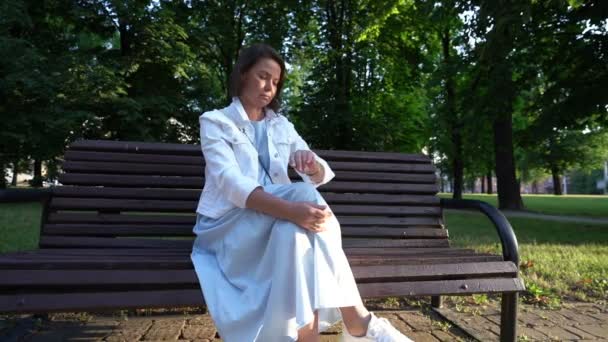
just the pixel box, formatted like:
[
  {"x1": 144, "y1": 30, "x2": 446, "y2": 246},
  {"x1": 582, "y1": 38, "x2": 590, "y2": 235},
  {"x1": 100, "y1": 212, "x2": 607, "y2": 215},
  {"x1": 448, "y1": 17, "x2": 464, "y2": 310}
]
[{"x1": 341, "y1": 312, "x2": 414, "y2": 342}]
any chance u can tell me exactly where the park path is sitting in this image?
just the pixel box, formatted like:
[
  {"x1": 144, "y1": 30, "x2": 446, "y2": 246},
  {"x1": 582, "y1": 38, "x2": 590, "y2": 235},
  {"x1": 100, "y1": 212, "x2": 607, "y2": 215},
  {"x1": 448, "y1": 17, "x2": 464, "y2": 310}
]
[{"x1": 448, "y1": 208, "x2": 608, "y2": 225}]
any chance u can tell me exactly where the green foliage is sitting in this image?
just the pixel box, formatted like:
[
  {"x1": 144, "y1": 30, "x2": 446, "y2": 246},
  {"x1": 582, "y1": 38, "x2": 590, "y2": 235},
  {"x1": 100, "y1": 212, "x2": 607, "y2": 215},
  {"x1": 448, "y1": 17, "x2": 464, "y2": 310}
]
[
  {"x1": 0, "y1": 0, "x2": 605, "y2": 201},
  {"x1": 569, "y1": 168, "x2": 606, "y2": 194},
  {"x1": 523, "y1": 282, "x2": 562, "y2": 309}
]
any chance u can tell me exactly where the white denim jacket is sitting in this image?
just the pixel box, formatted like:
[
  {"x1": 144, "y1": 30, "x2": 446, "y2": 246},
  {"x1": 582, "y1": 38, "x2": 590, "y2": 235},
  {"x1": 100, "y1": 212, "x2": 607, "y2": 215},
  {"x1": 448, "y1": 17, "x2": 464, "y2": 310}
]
[{"x1": 196, "y1": 97, "x2": 335, "y2": 219}]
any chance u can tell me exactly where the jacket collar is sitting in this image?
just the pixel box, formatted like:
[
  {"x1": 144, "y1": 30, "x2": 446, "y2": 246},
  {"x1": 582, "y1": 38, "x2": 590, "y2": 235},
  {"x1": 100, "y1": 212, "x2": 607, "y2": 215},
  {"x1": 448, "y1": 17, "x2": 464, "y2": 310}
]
[{"x1": 227, "y1": 96, "x2": 280, "y2": 126}]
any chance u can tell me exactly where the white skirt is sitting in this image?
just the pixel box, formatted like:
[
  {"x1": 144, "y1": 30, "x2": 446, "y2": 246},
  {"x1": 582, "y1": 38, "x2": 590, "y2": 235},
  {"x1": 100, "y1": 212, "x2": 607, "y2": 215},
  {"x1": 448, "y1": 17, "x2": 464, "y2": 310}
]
[{"x1": 190, "y1": 182, "x2": 363, "y2": 341}]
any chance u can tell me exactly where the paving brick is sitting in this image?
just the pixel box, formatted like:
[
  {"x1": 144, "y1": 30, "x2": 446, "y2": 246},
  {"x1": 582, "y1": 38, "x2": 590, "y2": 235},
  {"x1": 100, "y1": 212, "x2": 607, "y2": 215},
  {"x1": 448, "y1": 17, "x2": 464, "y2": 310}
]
[
  {"x1": 384, "y1": 312, "x2": 414, "y2": 333},
  {"x1": 106, "y1": 319, "x2": 152, "y2": 341},
  {"x1": 587, "y1": 311, "x2": 608, "y2": 322},
  {"x1": 487, "y1": 323, "x2": 500, "y2": 336},
  {"x1": 115, "y1": 319, "x2": 153, "y2": 334},
  {"x1": 183, "y1": 325, "x2": 217, "y2": 340},
  {"x1": 141, "y1": 319, "x2": 185, "y2": 341},
  {"x1": 556, "y1": 308, "x2": 603, "y2": 325},
  {"x1": 517, "y1": 310, "x2": 555, "y2": 327},
  {"x1": 188, "y1": 316, "x2": 215, "y2": 326},
  {"x1": 516, "y1": 326, "x2": 549, "y2": 340},
  {"x1": 484, "y1": 313, "x2": 501, "y2": 325},
  {"x1": 574, "y1": 324, "x2": 608, "y2": 339},
  {"x1": 564, "y1": 325, "x2": 602, "y2": 340},
  {"x1": 535, "y1": 310, "x2": 574, "y2": 327},
  {"x1": 431, "y1": 329, "x2": 462, "y2": 341},
  {"x1": 535, "y1": 325, "x2": 583, "y2": 340},
  {"x1": 397, "y1": 311, "x2": 433, "y2": 330},
  {"x1": 434, "y1": 309, "x2": 499, "y2": 342},
  {"x1": 407, "y1": 331, "x2": 442, "y2": 341}
]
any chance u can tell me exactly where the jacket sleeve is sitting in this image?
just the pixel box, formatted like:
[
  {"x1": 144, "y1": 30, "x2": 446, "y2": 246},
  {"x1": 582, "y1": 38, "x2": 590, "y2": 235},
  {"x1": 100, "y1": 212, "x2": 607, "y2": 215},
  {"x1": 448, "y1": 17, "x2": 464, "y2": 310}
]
[
  {"x1": 200, "y1": 111, "x2": 262, "y2": 208},
  {"x1": 287, "y1": 121, "x2": 335, "y2": 187}
]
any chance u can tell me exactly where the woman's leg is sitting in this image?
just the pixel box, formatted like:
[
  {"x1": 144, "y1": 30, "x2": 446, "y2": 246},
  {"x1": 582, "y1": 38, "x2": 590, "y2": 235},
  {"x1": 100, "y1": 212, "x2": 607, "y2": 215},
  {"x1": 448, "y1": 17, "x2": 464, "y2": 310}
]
[
  {"x1": 297, "y1": 304, "x2": 371, "y2": 339},
  {"x1": 297, "y1": 310, "x2": 320, "y2": 342},
  {"x1": 340, "y1": 304, "x2": 372, "y2": 336},
  {"x1": 267, "y1": 182, "x2": 366, "y2": 339}
]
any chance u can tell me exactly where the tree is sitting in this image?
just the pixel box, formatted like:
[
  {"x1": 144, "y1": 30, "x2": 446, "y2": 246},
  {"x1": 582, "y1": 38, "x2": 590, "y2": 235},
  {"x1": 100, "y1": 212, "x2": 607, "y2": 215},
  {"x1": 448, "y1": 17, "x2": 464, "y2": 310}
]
[{"x1": 516, "y1": 0, "x2": 608, "y2": 195}]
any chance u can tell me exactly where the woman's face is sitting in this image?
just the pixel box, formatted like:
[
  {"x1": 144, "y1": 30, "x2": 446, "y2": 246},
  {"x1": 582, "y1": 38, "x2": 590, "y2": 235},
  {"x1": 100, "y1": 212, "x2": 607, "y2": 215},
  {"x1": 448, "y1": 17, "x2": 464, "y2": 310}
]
[{"x1": 240, "y1": 58, "x2": 282, "y2": 109}]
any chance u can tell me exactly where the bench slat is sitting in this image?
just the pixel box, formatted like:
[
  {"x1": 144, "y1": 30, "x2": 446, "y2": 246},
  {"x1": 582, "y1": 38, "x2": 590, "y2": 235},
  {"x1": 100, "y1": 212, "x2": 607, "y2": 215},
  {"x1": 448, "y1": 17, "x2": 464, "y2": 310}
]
[
  {"x1": 43, "y1": 224, "x2": 448, "y2": 239},
  {"x1": 0, "y1": 251, "x2": 503, "y2": 269},
  {"x1": 348, "y1": 255, "x2": 504, "y2": 266},
  {"x1": 68, "y1": 140, "x2": 432, "y2": 163},
  {"x1": 357, "y1": 277, "x2": 525, "y2": 298},
  {"x1": 58, "y1": 174, "x2": 438, "y2": 193},
  {"x1": 65, "y1": 150, "x2": 203, "y2": 166},
  {"x1": 0, "y1": 262, "x2": 517, "y2": 287},
  {"x1": 0, "y1": 247, "x2": 476, "y2": 258},
  {"x1": 52, "y1": 187, "x2": 440, "y2": 205},
  {"x1": 0, "y1": 248, "x2": 490, "y2": 263},
  {"x1": 342, "y1": 239, "x2": 449, "y2": 248},
  {"x1": 38, "y1": 236, "x2": 448, "y2": 249},
  {"x1": 0, "y1": 254, "x2": 504, "y2": 270},
  {"x1": 49, "y1": 198, "x2": 442, "y2": 216},
  {"x1": 0, "y1": 277, "x2": 523, "y2": 313},
  {"x1": 62, "y1": 161, "x2": 437, "y2": 184},
  {"x1": 47, "y1": 212, "x2": 443, "y2": 227},
  {"x1": 62, "y1": 154, "x2": 435, "y2": 173}
]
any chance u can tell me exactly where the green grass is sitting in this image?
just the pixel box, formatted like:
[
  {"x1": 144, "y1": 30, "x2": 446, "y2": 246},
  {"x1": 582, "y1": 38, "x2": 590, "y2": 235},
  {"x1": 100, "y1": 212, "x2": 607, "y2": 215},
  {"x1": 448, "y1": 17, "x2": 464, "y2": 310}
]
[
  {"x1": 0, "y1": 202, "x2": 41, "y2": 253},
  {"x1": 445, "y1": 210, "x2": 608, "y2": 304},
  {"x1": 439, "y1": 193, "x2": 608, "y2": 218}
]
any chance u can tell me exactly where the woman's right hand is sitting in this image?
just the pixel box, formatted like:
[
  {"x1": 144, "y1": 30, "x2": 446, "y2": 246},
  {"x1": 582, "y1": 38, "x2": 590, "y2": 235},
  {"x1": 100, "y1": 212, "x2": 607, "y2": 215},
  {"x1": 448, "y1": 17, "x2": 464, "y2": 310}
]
[{"x1": 286, "y1": 202, "x2": 333, "y2": 233}]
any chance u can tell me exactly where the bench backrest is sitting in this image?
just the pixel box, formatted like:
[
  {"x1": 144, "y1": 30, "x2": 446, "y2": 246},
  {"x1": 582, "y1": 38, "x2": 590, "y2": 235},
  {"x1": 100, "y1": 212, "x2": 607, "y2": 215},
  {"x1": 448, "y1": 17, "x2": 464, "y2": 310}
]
[{"x1": 41, "y1": 140, "x2": 445, "y2": 250}]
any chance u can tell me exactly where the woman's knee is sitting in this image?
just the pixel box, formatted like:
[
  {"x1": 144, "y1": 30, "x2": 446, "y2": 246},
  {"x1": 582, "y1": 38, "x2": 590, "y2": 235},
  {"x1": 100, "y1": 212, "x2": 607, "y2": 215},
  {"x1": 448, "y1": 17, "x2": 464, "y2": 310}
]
[
  {"x1": 286, "y1": 182, "x2": 320, "y2": 202},
  {"x1": 273, "y1": 220, "x2": 312, "y2": 248}
]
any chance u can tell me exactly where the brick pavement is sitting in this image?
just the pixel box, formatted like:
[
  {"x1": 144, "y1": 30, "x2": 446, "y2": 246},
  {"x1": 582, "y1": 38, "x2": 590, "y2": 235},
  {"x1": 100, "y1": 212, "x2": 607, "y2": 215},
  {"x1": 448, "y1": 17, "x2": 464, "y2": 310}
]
[
  {"x1": 1, "y1": 300, "x2": 605, "y2": 341},
  {"x1": 0, "y1": 306, "x2": 471, "y2": 341},
  {"x1": 435, "y1": 300, "x2": 607, "y2": 341}
]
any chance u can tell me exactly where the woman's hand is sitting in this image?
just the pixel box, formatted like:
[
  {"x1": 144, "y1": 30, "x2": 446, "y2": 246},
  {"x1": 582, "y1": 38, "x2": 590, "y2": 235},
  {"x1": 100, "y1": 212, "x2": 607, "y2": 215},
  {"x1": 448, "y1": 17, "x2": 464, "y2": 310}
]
[
  {"x1": 286, "y1": 201, "x2": 333, "y2": 233},
  {"x1": 289, "y1": 150, "x2": 320, "y2": 175}
]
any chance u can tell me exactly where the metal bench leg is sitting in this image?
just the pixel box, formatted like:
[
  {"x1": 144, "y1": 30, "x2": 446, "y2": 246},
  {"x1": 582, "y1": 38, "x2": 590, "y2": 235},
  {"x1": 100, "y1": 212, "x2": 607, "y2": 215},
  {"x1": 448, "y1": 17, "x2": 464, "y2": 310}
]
[
  {"x1": 500, "y1": 292, "x2": 518, "y2": 342},
  {"x1": 431, "y1": 296, "x2": 442, "y2": 308}
]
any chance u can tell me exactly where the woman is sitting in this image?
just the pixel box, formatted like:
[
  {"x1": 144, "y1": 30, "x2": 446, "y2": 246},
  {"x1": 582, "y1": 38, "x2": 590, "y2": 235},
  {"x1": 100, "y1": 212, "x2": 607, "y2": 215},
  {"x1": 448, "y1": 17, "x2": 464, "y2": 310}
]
[{"x1": 191, "y1": 43, "x2": 414, "y2": 342}]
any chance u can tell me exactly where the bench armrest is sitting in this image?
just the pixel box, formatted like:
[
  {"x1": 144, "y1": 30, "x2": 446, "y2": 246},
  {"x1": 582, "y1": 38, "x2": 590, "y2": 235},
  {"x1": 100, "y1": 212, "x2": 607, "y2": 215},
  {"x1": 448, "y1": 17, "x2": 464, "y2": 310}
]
[{"x1": 440, "y1": 198, "x2": 520, "y2": 267}]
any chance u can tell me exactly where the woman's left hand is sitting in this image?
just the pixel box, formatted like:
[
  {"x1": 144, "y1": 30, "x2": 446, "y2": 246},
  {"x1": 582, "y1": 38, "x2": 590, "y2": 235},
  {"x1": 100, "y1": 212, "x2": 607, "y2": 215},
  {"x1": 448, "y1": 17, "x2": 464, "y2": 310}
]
[{"x1": 289, "y1": 150, "x2": 319, "y2": 175}]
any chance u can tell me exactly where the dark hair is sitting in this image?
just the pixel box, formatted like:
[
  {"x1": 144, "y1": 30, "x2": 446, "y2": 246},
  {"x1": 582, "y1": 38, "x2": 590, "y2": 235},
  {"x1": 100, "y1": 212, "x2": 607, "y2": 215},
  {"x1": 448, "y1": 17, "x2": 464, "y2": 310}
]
[{"x1": 228, "y1": 43, "x2": 286, "y2": 112}]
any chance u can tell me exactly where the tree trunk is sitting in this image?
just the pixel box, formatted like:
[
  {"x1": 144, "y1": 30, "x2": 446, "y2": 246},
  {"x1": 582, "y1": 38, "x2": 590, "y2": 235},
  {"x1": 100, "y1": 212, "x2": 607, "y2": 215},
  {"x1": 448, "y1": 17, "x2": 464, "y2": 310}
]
[
  {"x1": 442, "y1": 28, "x2": 463, "y2": 200},
  {"x1": 11, "y1": 161, "x2": 18, "y2": 186},
  {"x1": 0, "y1": 160, "x2": 7, "y2": 189},
  {"x1": 481, "y1": 176, "x2": 486, "y2": 193},
  {"x1": 325, "y1": 0, "x2": 353, "y2": 148},
  {"x1": 486, "y1": 172, "x2": 493, "y2": 194},
  {"x1": 494, "y1": 115, "x2": 524, "y2": 209},
  {"x1": 119, "y1": 17, "x2": 131, "y2": 57},
  {"x1": 452, "y1": 144, "x2": 464, "y2": 199},
  {"x1": 551, "y1": 166, "x2": 563, "y2": 195},
  {"x1": 477, "y1": 2, "x2": 526, "y2": 210},
  {"x1": 531, "y1": 180, "x2": 538, "y2": 194},
  {"x1": 31, "y1": 159, "x2": 43, "y2": 188}
]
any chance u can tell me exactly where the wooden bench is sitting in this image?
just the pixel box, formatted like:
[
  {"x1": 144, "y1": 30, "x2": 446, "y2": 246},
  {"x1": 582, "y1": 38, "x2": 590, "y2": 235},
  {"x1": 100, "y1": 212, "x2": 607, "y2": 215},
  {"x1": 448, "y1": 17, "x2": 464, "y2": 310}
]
[{"x1": 0, "y1": 139, "x2": 525, "y2": 341}]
